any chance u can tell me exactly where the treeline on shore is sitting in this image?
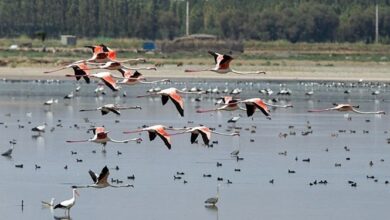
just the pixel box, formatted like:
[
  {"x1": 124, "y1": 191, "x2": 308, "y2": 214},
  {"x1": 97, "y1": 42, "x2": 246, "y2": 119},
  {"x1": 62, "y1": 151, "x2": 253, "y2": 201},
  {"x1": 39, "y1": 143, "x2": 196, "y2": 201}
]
[{"x1": 2, "y1": 0, "x2": 390, "y2": 43}]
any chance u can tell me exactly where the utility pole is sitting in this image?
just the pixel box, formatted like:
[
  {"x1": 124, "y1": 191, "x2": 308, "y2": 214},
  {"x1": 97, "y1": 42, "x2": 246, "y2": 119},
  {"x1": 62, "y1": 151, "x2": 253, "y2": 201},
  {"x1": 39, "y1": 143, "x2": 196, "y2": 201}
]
[
  {"x1": 186, "y1": 0, "x2": 190, "y2": 36},
  {"x1": 375, "y1": 4, "x2": 379, "y2": 43}
]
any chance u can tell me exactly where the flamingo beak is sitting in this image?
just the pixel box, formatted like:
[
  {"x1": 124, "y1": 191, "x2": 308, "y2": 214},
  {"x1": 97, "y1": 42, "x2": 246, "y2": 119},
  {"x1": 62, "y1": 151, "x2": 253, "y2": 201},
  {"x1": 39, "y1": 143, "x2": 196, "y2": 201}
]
[{"x1": 75, "y1": 190, "x2": 80, "y2": 197}]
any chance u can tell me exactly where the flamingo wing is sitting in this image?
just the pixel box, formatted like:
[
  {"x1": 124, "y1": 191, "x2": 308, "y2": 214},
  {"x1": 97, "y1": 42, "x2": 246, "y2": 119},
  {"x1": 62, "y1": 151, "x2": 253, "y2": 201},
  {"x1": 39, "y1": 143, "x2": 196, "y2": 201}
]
[
  {"x1": 208, "y1": 51, "x2": 219, "y2": 64},
  {"x1": 245, "y1": 104, "x2": 256, "y2": 117},
  {"x1": 168, "y1": 92, "x2": 184, "y2": 117},
  {"x1": 97, "y1": 166, "x2": 109, "y2": 183},
  {"x1": 199, "y1": 127, "x2": 211, "y2": 145},
  {"x1": 253, "y1": 99, "x2": 270, "y2": 117},
  {"x1": 190, "y1": 132, "x2": 199, "y2": 144},
  {"x1": 161, "y1": 95, "x2": 169, "y2": 105},
  {"x1": 131, "y1": 71, "x2": 142, "y2": 78},
  {"x1": 88, "y1": 170, "x2": 98, "y2": 183},
  {"x1": 148, "y1": 131, "x2": 157, "y2": 141},
  {"x1": 95, "y1": 72, "x2": 119, "y2": 91},
  {"x1": 155, "y1": 127, "x2": 171, "y2": 149}
]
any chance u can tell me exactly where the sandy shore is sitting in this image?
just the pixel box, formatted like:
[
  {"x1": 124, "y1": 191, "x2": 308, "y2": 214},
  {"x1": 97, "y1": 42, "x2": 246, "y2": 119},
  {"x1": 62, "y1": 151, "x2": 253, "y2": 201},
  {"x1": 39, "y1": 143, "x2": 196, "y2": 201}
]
[{"x1": 1, "y1": 62, "x2": 390, "y2": 82}]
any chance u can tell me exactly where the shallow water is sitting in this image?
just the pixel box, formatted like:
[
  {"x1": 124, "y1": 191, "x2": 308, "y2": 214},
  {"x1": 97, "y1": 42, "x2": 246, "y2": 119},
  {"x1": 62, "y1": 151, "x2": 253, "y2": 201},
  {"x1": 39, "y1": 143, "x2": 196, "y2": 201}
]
[{"x1": 0, "y1": 79, "x2": 390, "y2": 220}]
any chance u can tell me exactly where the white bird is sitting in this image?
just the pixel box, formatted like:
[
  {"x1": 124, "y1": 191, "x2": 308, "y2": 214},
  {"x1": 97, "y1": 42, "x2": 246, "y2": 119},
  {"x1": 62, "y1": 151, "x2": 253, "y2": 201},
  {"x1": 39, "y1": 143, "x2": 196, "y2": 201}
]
[
  {"x1": 205, "y1": 184, "x2": 220, "y2": 206},
  {"x1": 227, "y1": 116, "x2": 240, "y2": 123},
  {"x1": 73, "y1": 166, "x2": 133, "y2": 189},
  {"x1": 32, "y1": 124, "x2": 46, "y2": 134},
  {"x1": 54, "y1": 189, "x2": 79, "y2": 216},
  {"x1": 44, "y1": 99, "x2": 54, "y2": 105}
]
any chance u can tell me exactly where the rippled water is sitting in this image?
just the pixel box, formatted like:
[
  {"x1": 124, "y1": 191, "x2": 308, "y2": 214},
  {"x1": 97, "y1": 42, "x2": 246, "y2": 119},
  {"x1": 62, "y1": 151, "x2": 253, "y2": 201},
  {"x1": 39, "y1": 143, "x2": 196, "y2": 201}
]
[{"x1": 0, "y1": 79, "x2": 389, "y2": 220}]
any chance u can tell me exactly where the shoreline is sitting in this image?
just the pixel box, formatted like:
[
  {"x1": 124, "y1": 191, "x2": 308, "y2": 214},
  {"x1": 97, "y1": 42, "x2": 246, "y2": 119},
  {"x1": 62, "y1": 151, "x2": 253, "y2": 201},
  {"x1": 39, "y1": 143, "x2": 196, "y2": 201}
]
[{"x1": 0, "y1": 64, "x2": 390, "y2": 82}]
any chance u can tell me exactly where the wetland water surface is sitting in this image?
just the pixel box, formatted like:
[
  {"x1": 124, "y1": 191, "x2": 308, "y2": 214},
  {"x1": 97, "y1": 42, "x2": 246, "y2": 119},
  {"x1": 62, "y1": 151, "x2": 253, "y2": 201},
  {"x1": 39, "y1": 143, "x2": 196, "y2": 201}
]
[{"x1": 0, "y1": 79, "x2": 389, "y2": 220}]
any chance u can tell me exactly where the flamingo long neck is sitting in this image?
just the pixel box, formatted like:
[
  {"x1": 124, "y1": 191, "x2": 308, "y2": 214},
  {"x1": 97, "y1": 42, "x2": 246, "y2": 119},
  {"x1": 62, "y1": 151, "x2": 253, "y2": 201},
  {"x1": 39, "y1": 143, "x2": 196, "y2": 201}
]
[
  {"x1": 211, "y1": 131, "x2": 237, "y2": 136},
  {"x1": 66, "y1": 140, "x2": 89, "y2": 143},
  {"x1": 197, "y1": 108, "x2": 217, "y2": 113},
  {"x1": 114, "y1": 58, "x2": 143, "y2": 63},
  {"x1": 265, "y1": 102, "x2": 292, "y2": 108},
  {"x1": 123, "y1": 129, "x2": 143, "y2": 134},
  {"x1": 108, "y1": 137, "x2": 130, "y2": 143},
  {"x1": 180, "y1": 90, "x2": 203, "y2": 95},
  {"x1": 308, "y1": 109, "x2": 331, "y2": 113},
  {"x1": 140, "y1": 79, "x2": 169, "y2": 84},
  {"x1": 231, "y1": 69, "x2": 266, "y2": 75},
  {"x1": 185, "y1": 68, "x2": 212, "y2": 73},
  {"x1": 44, "y1": 66, "x2": 67, "y2": 74},
  {"x1": 137, "y1": 93, "x2": 157, "y2": 98},
  {"x1": 352, "y1": 108, "x2": 385, "y2": 114}
]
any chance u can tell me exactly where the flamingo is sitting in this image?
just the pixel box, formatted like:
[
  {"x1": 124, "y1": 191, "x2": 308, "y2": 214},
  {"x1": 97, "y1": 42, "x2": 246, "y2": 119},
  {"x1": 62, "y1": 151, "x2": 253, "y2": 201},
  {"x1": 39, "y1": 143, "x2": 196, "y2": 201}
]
[
  {"x1": 238, "y1": 98, "x2": 291, "y2": 118},
  {"x1": 185, "y1": 51, "x2": 266, "y2": 75},
  {"x1": 66, "y1": 72, "x2": 120, "y2": 91},
  {"x1": 171, "y1": 126, "x2": 239, "y2": 145},
  {"x1": 81, "y1": 44, "x2": 145, "y2": 64},
  {"x1": 116, "y1": 70, "x2": 169, "y2": 85},
  {"x1": 123, "y1": 125, "x2": 172, "y2": 149},
  {"x1": 137, "y1": 87, "x2": 203, "y2": 117},
  {"x1": 79, "y1": 104, "x2": 142, "y2": 116},
  {"x1": 66, "y1": 127, "x2": 142, "y2": 151},
  {"x1": 87, "y1": 61, "x2": 157, "y2": 72},
  {"x1": 205, "y1": 184, "x2": 220, "y2": 206},
  {"x1": 53, "y1": 189, "x2": 79, "y2": 216},
  {"x1": 44, "y1": 62, "x2": 90, "y2": 84},
  {"x1": 72, "y1": 166, "x2": 133, "y2": 189},
  {"x1": 197, "y1": 98, "x2": 245, "y2": 113},
  {"x1": 308, "y1": 103, "x2": 385, "y2": 114}
]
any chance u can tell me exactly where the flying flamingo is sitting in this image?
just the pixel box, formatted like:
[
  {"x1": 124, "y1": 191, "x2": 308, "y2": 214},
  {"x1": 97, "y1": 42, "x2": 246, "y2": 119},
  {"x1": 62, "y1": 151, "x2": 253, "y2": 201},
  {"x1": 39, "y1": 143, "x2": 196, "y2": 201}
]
[
  {"x1": 123, "y1": 125, "x2": 172, "y2": 149},
  {"x1": 171, "y1": 126, "x2": 239, "y2": 145},
  {"x1": 66, "y1": 127, "x2": 142, "y2": 151},
  {"x1": 44, "y1": 62, "x2": 90, "y2": 85},
  {"x1": 72, "y1": 166, "x2": 133, "y2": 189},
  {"x1": 185, "y1": 51, "x2": 266, "y2": 75},
  {"x1": 197, "y1": 98, "x2": 245, "y2": 113},
  {"x1": 137, "y1": 87, "x2": 203, "y2": 117},
  {"x1": 239, "y1": 98, "x2": 292, "y2": 118},
  {"x1": 117, "y1": 70, "x2": 170, "y2": 86},
  {"x1": 66, "y1": 72, "x2": 120, "y2": 91},
  {"x1": 79, "y1": 104, "x2": 142, "y2": 116},
  {"x1": 86, "y1": 61, "x2": 157, "y2": 72},
  {"x1": 308, "y1": 103, "x2": 385, "y2": 114},
  {"x1": 53, "y1": 189, "x2": 79, "y2": 216}
]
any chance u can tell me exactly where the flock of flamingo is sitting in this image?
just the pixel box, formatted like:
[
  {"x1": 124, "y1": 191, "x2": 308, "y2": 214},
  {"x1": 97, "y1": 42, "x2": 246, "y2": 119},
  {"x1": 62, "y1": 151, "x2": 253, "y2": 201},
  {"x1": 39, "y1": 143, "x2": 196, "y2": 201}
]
[{"x1": 6, "y1": 44, "x2": 386, "y2": 217}]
